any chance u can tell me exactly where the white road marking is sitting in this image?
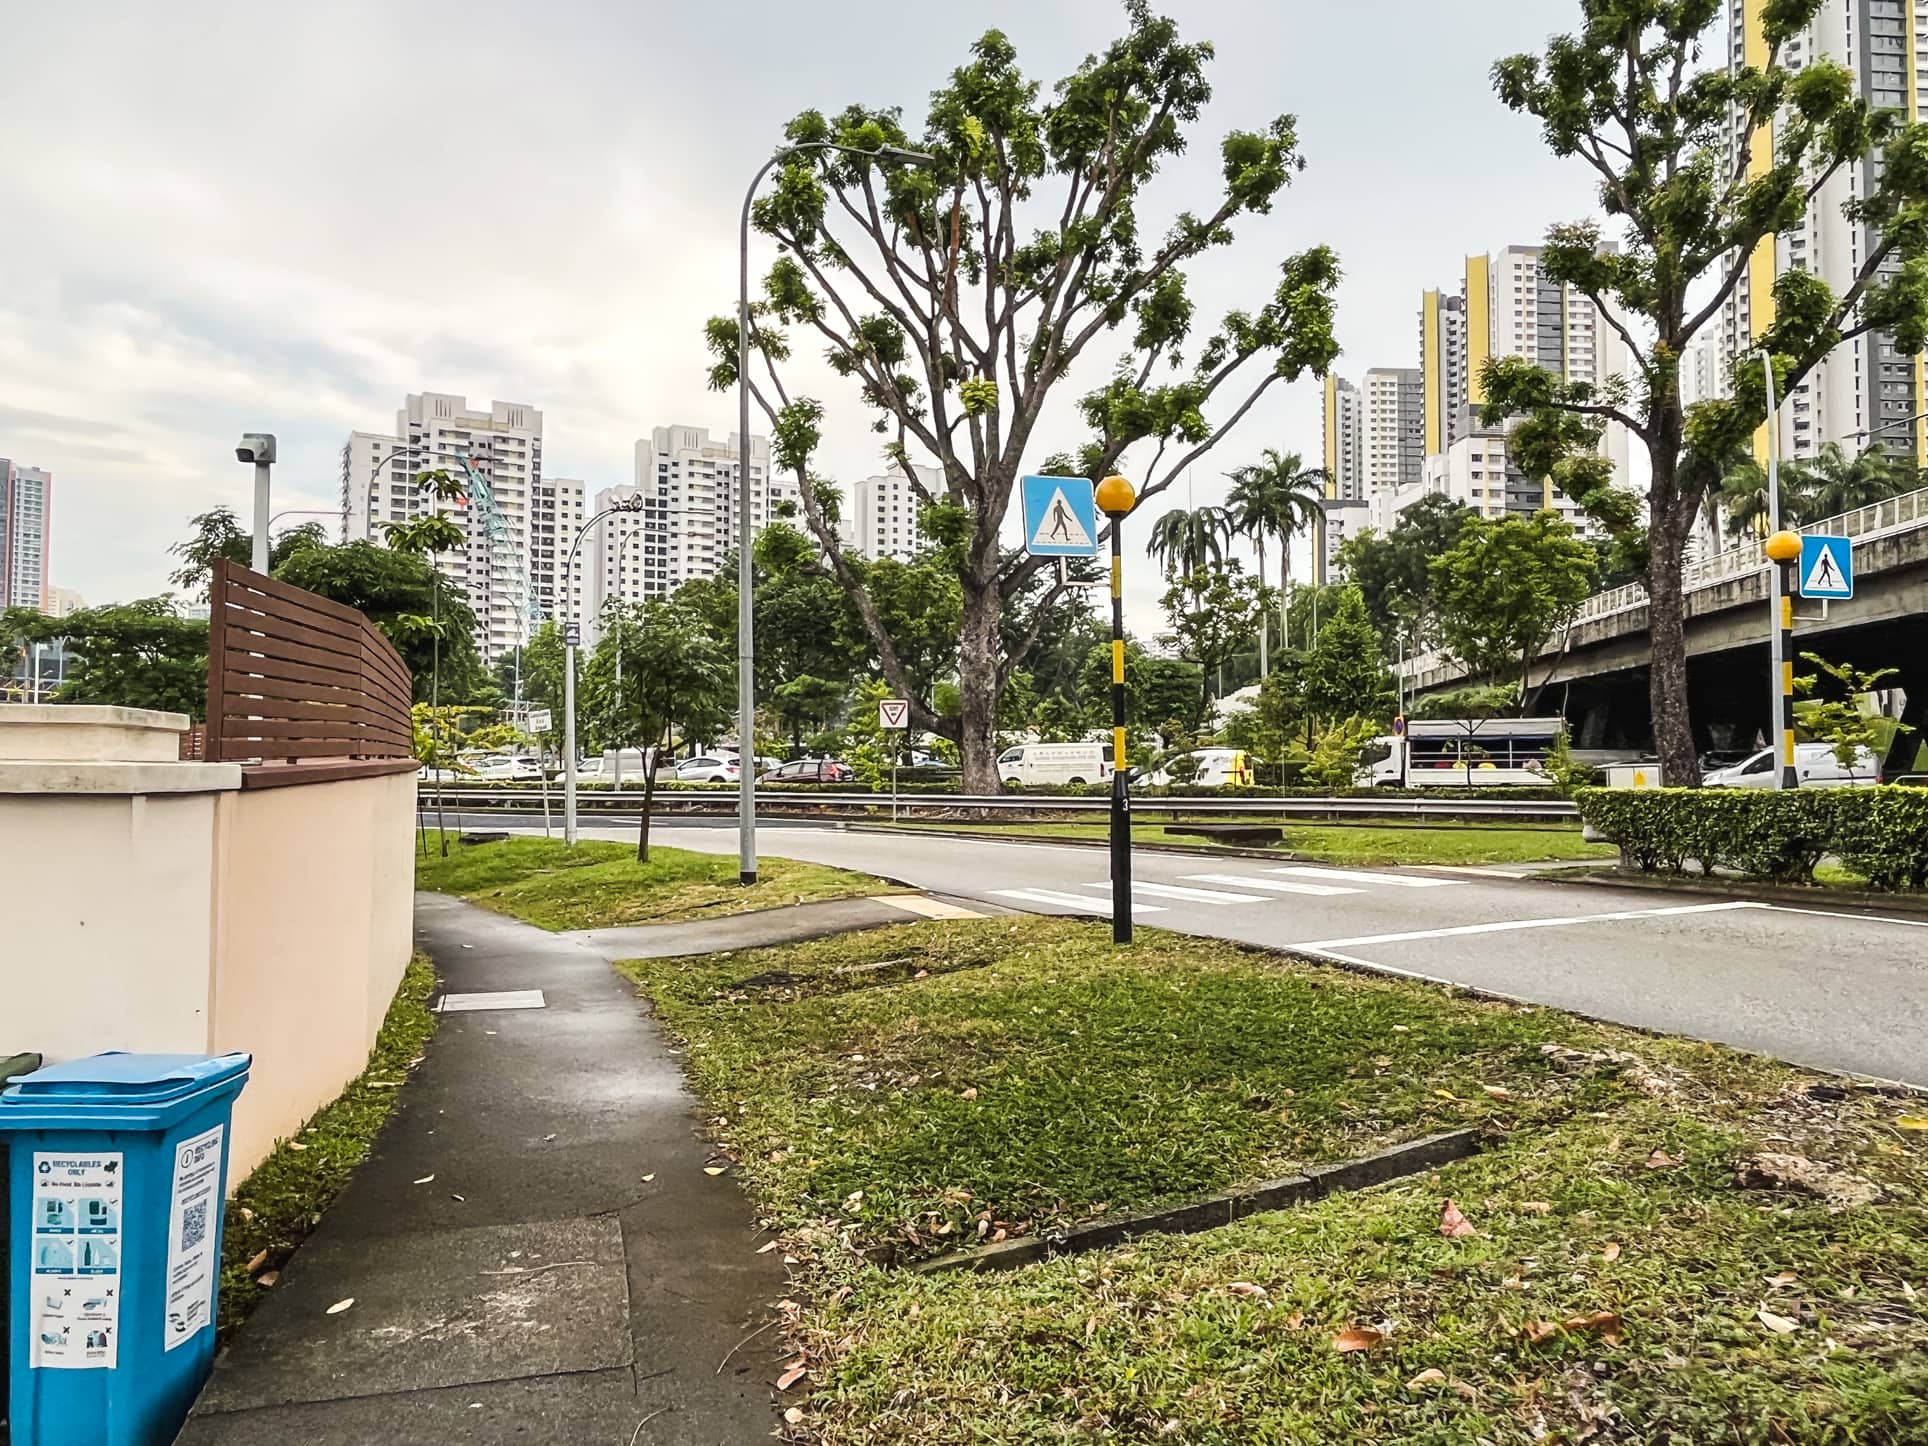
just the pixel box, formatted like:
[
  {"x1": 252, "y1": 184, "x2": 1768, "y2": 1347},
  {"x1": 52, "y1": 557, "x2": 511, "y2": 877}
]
[
  {"x1": 1272, "y1": 866, "x2": 1462, "y2": 889},
  {"x1": 438, "y1": 989, "x2": 547, "y2": 1013},
  {"x1": 876, "y1": 894, "x2": 983, "y2": 920},
  {"x1": 993, "y1": 888, "x2": 1165, "y2": 914},
  {"x1": 1182, "y1": 873, "x2": 1362, "y2": 897},
  {"x1": 1300, "y1": 899, "x2": 1767, "y2": 951},
  {"x1": 1763, "y1": 903, "x2": 1928, "y2": 929},
  {"x1": 1087, "y1": 880, "x2": 1268, "y2": 904}
]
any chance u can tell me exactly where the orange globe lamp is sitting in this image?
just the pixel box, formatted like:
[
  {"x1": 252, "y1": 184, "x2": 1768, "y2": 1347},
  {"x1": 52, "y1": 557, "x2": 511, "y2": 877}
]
[
  {"x1": 1764, "y1": 529, "x2": 1802, "y2": 564},
  {"x1": 1095, "y1": 475, "x2": 1137, "y2": 517}
]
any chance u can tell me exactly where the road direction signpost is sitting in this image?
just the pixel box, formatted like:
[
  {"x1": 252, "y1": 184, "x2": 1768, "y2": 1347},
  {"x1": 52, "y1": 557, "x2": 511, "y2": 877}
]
[{"x1": 1798, "y1": 534, "x2": 1853, "y2": 600}]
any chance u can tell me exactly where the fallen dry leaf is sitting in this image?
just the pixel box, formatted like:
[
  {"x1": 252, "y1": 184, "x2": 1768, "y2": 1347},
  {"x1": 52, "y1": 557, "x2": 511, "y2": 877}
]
[
  {"x1": 1440, "y1": 1199, "x2": 1477, "y2": 1239},
  {"x1": 1285, "y1": 1310, "x2": 1305, "y2": 1329},
  {"x1": 245, "y1": 1250, "x2": 268, "y2": 1274},
  {"x1": 239, "y1": 1207, "x2": 255, "y2": 1223},
  {"x1": 413, "y1": 1174, "x2": 435, "y2": 1186},
  {"x1": 1758, "y1": 1308, "x2": 1800, "y2": 1335},
  {"x1": 1517, "y1": 1200, "x2": 1552, "y2": 1215},
  {"x1": 783, "y1": 1406, "x2": 804, "y2": 1424},
  {"x1": 286, "y1": 1142, "x2": 307, "y2": 1152},
  {"x1": 1226, "y1": 1281, "x2": 1269, "y2": 1299},
  {"x1": 703, "y1": 1166, "x2": 727, "y2": 1176},
  {"x1": 960, "y1": 1087, "x2": 978, "y2": 1100},
  {"x1": 1481, "y1": 1085, "x2": 1514, "y2": 1101},
  {"x1": 326, "y1": 1298, "x2": 355, "y2": 1315},
  {"x1": 757, "y1": 1240, "x2": 780, "y2": 1254},
  {"x1": 255, "y1": 1270, "x2": 279, "y2": 1288},
  {"x1": 1562, "y1": 1311, "x2": 1624, "y2": 1344},
  {"x1": 1766, "y1": 1271, "x2": 1799, "y2": 1288},
  {"x1": 641, "y1": 1173, "x2": 656, "y2": 1182},
  {"x1": 1645, "y1": 1149, "x2": 1682, "y2": 1170},
  {"x1": 1406, "y1": 1368, "x2": 1446, "y2": 1391},
  {"x1": 1525, "y1": 1320, "x2": 1560, "y2": 1343},
  {"x1": 1741, "y1": 1153, "x2": 1880, "y2": 1210},
  {"x1": 1897, "y1": 1116, "x2": 1928, "y2": 1132},
  {"x1": 1602, "y1": 1242, "x2": 1621, "y2": 1263},
  {"x1": 776, "y1": 1363, "x2": 807, "y2": 1391},
  {"x1": 1334, "y1": 1327, "x2": 1385, "y2": 1353},
  {"x1": 1433, "y1": 1088, "x2": 1461, "y2": 1102}
]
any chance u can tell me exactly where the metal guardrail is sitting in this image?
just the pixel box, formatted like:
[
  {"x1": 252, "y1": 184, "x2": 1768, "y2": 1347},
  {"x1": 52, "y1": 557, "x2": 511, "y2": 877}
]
[
  {"x1": 417, "y1": 785, "x2": 1581, "y2": 823},
  {"x1": 1403, "y1": 484, "x2": 1928, "y2": 680}
]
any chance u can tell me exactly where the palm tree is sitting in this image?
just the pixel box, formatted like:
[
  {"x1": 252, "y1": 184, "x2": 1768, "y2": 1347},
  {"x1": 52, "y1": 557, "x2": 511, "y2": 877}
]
[
  {"x1": 1146, "y1": 505, "x2": 1232, "y2": 584},
  {"x1": 1796, "y1": 441, "x2": 1911, "y2": 519},
  {"x1": 1224, "y1": 450, "x2": 1327, "y2": 674}
]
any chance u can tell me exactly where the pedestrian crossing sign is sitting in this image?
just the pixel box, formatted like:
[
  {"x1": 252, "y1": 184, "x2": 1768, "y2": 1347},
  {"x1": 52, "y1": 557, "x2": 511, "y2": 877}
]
[
  {"x1": 1020, "y1": 475, "x2": 1100, "y2": 557},
  {"x1": 1797, "y1": 534, "x2": 1853, "y2": 600}
]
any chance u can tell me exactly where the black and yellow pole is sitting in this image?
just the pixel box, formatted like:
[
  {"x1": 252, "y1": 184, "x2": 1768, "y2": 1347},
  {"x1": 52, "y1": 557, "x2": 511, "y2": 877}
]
[
  {"x1": 1096, "y1": 474, "x2": 1138, "y2": 944},
  {"x1": 1765, "y1": 528, "x2": 1802, "y2": 788}
]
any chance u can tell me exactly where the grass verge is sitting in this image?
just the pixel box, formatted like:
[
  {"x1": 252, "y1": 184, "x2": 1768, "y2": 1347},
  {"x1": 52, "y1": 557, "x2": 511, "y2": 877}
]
[
  {"x1": 620, "y1": 917, "x2": 1928, "y2": 1443},
  {"x1": 217, "y1": 952, "x2": 437, "y2": 1343},
  {"x1": 415, "y1": 835, "x2": 891, "y2": 930},
  {"x1": 876, "y1": 818, "x2": 1615, "y2": 866}
]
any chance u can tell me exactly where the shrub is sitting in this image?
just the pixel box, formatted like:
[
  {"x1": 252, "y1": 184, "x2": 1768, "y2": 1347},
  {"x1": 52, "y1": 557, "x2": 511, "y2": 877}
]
[{"x1": 1577, "y1": 786, "x2": 1928, "y2": 890}]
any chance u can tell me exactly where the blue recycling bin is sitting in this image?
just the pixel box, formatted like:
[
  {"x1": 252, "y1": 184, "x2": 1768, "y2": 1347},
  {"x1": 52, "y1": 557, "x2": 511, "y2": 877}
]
[{"x1": 1, "y1": 1053, "x2": 250, "y2": 1446}]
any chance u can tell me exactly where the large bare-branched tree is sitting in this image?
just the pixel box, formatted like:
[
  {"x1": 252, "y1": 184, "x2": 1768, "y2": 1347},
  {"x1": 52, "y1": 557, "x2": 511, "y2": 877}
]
[
  {"x1": 704, "y1": 0, "x2": 1339, "y2": 791},
  {"x1": 1484, "y1": 0, "x2": 1928, "y2": 784}
]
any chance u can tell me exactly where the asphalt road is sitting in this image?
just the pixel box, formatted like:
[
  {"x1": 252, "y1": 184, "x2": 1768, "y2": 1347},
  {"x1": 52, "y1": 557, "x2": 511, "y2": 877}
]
[{"x1": 426, "y1": 811, "x2": 1928, "y2": 1087}]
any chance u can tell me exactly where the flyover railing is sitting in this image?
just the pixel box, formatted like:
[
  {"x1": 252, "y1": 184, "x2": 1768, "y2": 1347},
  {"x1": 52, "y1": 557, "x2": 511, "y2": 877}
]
[{"x1": 1404, "y1": 484, "x2": 1928, "y2": 680}]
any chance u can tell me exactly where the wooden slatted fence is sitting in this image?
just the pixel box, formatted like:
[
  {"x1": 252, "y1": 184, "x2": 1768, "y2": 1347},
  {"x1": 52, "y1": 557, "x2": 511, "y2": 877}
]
[{"x1": 205, "y1": 558, "x2": 414, "y2": 763}]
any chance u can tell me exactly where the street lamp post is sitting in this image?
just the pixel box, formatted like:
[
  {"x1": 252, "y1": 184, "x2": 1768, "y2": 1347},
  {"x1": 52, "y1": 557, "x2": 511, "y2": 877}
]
[
  {"x1": 561, "y1": 498, "x2": 647, "y2": 844},
  {"x1": 736, "y1": 138, "x2": 938, "y2": 884}
]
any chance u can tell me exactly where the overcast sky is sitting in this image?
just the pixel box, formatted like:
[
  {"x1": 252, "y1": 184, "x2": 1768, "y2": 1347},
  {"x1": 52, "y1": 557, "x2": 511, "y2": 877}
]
[{"x1": 2, "y1": 0, "x2": 1616, "y2": 625}]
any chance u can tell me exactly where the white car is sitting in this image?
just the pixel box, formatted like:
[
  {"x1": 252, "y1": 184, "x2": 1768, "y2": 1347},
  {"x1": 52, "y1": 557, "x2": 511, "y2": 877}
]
[
  {"x1": 676, "y1": 755, "x2": 742, "y2": 784},
  {"x1": 1704, "y1": 743, "x2": 1881, "y2": 788},
  {"x1": 1141, "y1": 748, "x2": 1254, "y2": 788},
  {"x1": 473, "y1": 756, "x2": 542, "y2": 782}
]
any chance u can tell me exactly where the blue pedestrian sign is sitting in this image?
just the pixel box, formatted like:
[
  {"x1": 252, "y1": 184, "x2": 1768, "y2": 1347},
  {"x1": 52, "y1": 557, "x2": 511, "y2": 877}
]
[
  {"x1": 1020, "y1": 475, "x2": 1099, "y2": 557},
  {"x1": 1797, "y1": 534, "x2": 1853, "y2": 600}
]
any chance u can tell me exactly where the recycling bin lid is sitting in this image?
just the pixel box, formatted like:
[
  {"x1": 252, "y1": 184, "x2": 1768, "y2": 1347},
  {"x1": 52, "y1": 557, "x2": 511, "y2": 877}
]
[{"x1": 2, "y1": 1051, "x2": 251, "y2": 1108}]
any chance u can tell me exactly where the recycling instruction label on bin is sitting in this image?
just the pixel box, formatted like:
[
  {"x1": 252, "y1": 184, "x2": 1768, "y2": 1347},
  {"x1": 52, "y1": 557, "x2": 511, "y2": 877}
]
[
  {"x1": 31, "y1": 1150, "x2": 123, "y2": 1369},
  {"x1": 164, "y1": 1123, "x2": 224, "y2": 1351}
]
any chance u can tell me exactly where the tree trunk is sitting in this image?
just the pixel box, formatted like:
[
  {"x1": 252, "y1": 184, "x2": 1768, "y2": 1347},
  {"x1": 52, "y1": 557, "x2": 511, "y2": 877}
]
[
  {"x1": 1645, "y1": 496, "x2": 1701, "y2": 787},
  {"x1": 637, "y1": 739, "x2": 658, "y2": 862},
  {"x1": 1255, "y1": 539, "x2": 1268, "y2": 678},
  {"x1": 957, "y1": 587, "x2": 1002, "y2": 794}
]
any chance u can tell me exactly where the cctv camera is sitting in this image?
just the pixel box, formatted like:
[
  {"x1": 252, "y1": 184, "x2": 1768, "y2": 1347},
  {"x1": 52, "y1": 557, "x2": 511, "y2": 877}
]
[{"x1": 236, "y1": 432, "x2": 278, "y2": 465}]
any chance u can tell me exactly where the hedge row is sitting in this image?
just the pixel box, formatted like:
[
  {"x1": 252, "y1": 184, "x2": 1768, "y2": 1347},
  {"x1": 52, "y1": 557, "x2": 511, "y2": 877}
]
[{"x1": 1576, "y1": 786, "x2": 1928, "y2": 891}]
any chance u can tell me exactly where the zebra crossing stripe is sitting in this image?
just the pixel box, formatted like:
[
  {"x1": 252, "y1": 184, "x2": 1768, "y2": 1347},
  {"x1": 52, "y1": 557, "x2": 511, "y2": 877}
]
[
  {"x1": 1270, "y1": 866, "x2": 1461, "y2": 889},
  {"x1": 1182, "y1": 873, "x2": 1362, "y2": 897},
  {"x1": 1081, "y1": 880, "x2": 1267, "y2": 904},
  {"x1": 992, "y1": 888, "x2": 1166, "y2": 914}
]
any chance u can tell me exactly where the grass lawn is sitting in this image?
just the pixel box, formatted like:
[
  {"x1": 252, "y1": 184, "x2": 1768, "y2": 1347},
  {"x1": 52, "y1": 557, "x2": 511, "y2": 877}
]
[
  {"x1": 878, "y1": 818, "x2": 1616, "y2": 866},
  {"x1": 414, "y1": 835, "x2": 891, "y2": 930},
  {"x1": 621, "y1": 917, "x2": 1928, "y2": 1443},
  {"x1": 219, "y1": 952, "x2": 438, "y2": 1342}
]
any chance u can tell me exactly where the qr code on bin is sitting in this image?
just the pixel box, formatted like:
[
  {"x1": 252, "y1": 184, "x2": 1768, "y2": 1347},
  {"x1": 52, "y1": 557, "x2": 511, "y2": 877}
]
[{"x1": 181, "y1": 1200, "x2": 208, "y2": 1253}]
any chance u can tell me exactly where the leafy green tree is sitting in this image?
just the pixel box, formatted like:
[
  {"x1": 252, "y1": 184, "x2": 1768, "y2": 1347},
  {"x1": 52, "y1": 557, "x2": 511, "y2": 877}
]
[
  {"x1": 1077, "y1": 639, "x2": 1204, "y2": 739},
  {"x1": 3, "y1": 600, "x2": 207, "y2": 716},
  {"x1": 1484, "y1": 0, "x2": 1928, "y2": 784},
  {"x1": 707, "y1": 4, "x2": 1340, "y2": 791},
  {"x1": 1158, "y1": 565, "x2": 1263, "y2": 706},
  {"x1": 772, "y1": 674, "x2": 848, "y2": 749},
  {"x1": 1335, "y1": 494, "x2": 1473, "y2": 650},
  {"x1": 168, "y1": 508, "x2": 331, "y2": 600},
  {"x1": 1224, "y1": 449, "x2": 1326, "y2": 674},
  {"x1": 582, "y1": 598, "x2": 732, "y2": 858},
  {"x1": 1429, "y1": 512, "x2": 1597, "y2": 706},
  {"x1": 1296, "y1": 714, "x2": 1380, "y2": 792},
  {"x1": 1794, "y1": 651, "x2": 1903, "y2": 775},
  {"x1": 1220, "y1": 670, "x2": 1302, "y2": 777},
  {"x1": 1298, "y1": 588, "x2": 1395, "y2": 731}
]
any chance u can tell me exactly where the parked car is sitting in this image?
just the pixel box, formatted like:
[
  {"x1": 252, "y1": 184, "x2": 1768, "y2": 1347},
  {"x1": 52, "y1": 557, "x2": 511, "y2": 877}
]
[
  {"x1": 996, "y1": 742, "x2": 1112, "y2": 788},
  {"x1": 676, "y1": 755, "x2": 742, "y2": 783},
  {"x1": 1703, "y1": 743, "x2": 1881, "y2": 788},
  {"x1": 473, "y1": 755, "x2": 542, "y2": 782},
  {"x1": 559, "y1": 748, "x2": 678, "y2": 784},
  {"x1": 1140, "y1": 748, "x2": 1254, "y2": 788},
  {"x1": 758, "y1": 758, "x2": 852, "y2": 784}
]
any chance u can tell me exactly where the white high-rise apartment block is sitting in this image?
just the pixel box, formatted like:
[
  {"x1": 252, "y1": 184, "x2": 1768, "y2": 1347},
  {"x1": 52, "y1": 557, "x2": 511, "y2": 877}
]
[
  {"x1": 841, "y1": 465, "x2": 942, "y2": 560},
  {"x1": 339, "y1": 394, "x2": 582, "y2": 663},
  {"x1": 1374, "y1": 425, "x2": 1594, "y2": 536},
  {"x1": 1419, "y1": 290, "x2": 1470, "y2": 457},
  {"x1": 1722, "y1": 0, "x2": 1927, "y2": 466},
  {"x1": 1464, "y1": 245, "x2": 1633, "y2": 490},
  {"x1": 1681, "y1": 331, "x2": 1729, "y2": 407},
  {"x1": 1363, "y1": 367, "x2": 1425, "y2": 494},
  {"x1": 0, "y1": 459, "x2": 52, "y2": 611},
  {"x1": 1321, "y1": 376, "x2": 1365, "y2": 501}
]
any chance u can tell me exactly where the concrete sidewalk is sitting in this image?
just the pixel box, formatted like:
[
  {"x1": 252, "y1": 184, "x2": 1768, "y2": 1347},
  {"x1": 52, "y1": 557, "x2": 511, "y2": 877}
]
[{"x1": 178, "y1": 893, "x2": 823, "y2": 1445}]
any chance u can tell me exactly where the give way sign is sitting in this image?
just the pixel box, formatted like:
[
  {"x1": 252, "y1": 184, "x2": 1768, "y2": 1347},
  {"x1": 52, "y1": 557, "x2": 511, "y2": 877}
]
[{"x1": 878, "y1": 699, "x2": 911, "y2": 730}]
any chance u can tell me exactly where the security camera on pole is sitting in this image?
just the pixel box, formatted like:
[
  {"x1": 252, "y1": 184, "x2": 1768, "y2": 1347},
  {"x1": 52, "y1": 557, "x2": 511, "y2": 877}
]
[{"x1": 235, "y1": 433, "x2": 277, "y2": 571}]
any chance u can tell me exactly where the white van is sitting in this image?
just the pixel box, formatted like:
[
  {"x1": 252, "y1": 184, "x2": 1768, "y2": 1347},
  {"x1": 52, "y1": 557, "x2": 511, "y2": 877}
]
[
  {"x1": 1362, "y1": 718, "x2": 1565, "y2": 787},
  {"x1": 1704, "y1": 743, "x2": 1880, "y2": 788},
  {"x1": 997, "y1": 742, "x2": 1112, "y2": 788},
  {"x1": 1143, "y1": 748, "x2": 1255, "y2": 788}
]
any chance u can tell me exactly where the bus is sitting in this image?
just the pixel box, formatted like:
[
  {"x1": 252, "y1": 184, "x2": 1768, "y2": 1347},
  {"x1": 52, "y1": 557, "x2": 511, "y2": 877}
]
[{"x1": 1361, "y1": 717, "x2": 1565, "y2": 788}]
